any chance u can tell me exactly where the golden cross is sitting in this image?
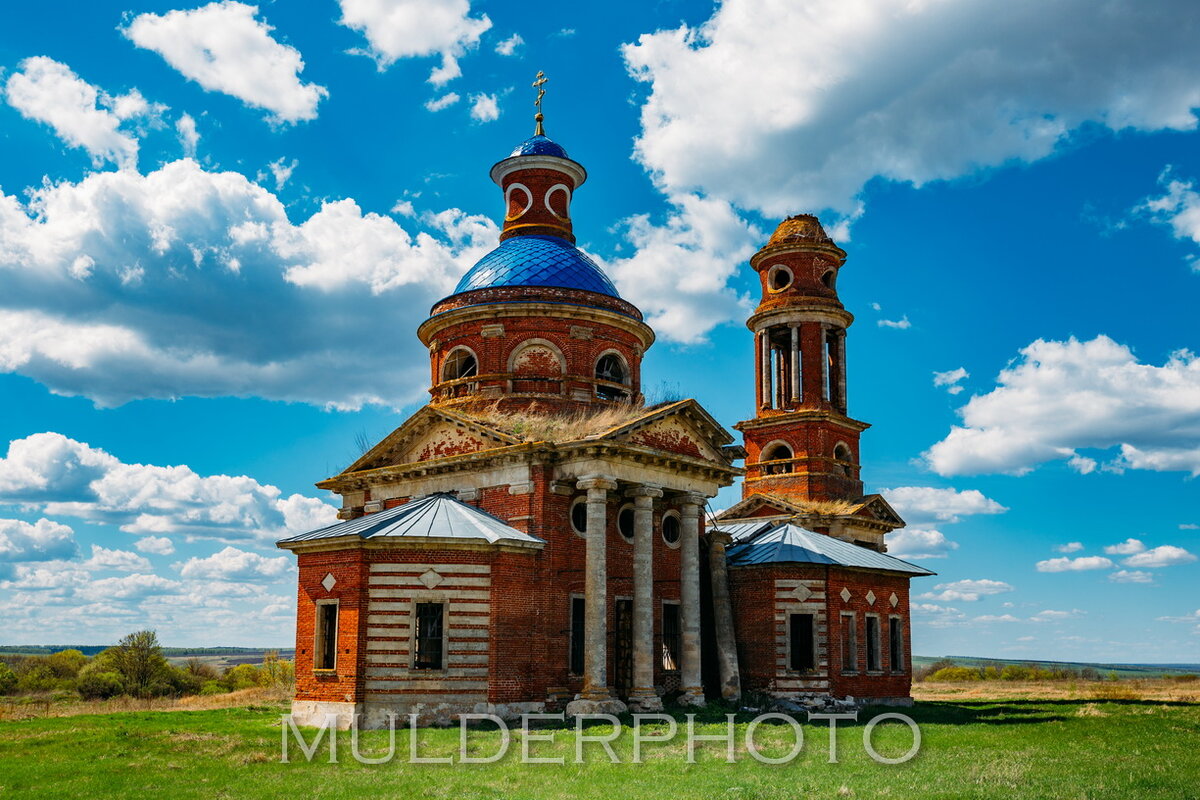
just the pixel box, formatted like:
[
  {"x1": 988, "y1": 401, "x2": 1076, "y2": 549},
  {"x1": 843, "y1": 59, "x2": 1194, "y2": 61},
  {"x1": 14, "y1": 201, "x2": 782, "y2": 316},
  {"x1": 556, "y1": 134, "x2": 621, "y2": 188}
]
[
  {"x1": 532, "y1": 71, "x2": 548, "y2": 110},
  {"x1": 532, "y1": 71, "x2": 548, "y2": 135}
]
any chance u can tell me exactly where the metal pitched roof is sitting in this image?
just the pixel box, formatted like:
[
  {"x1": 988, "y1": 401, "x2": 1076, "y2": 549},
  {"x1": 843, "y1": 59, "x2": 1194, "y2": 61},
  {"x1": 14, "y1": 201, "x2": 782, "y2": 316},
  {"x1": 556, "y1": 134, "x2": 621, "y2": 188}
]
[
  {"x1": 276, "y1": 493, "x2": 544, "y2": 547},
  {"x1": 724, "y1": 522, "x2": 935, "y2": 575}
]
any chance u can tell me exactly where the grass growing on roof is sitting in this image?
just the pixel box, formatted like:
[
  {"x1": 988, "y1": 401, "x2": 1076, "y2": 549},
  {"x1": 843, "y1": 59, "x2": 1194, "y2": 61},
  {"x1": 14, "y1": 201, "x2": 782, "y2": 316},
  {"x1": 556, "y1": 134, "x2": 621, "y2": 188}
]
[{"x1": 459, "y1": 400, "x2": 673, "y2": 443}]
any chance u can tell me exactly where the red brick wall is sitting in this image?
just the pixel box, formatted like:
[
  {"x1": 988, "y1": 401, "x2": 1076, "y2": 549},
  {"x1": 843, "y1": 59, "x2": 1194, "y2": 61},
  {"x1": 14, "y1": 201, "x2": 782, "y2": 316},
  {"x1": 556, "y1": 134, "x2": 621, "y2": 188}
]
[
  {"x1": 294, "y1": 549, "x2": 370, "y2": 704},
  {"x1": 742, "y1": 416, "x2": 864, "y2": 502},
  {"x1": 728, "y1": 563, "x2": 913, "y2": 700}
]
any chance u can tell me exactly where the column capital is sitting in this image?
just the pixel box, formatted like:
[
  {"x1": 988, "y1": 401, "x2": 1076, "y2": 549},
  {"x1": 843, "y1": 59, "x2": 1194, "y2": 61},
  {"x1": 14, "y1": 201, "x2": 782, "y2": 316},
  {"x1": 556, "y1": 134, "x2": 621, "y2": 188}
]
[
  {"x1": 678, "y1": 491, "x2": 710, "y2": 508},
  {"x1": 626, "y1": 485, "x2": 664, "y2": 499},
  {"x1": 577, "y1": 475, "x2": 617, "y2": 492},
  {"x1": 707, "y1": 530, "x2": 733, "y2": 547}
]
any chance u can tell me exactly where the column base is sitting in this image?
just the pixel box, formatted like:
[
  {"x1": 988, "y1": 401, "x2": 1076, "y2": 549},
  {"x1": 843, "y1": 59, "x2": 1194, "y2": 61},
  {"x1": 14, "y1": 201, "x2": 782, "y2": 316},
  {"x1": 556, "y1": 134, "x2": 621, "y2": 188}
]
[
  {"x1": 565, "y1": 697, "x2": 628, "y2": 718},
  {"x1": 678, "y1": 688, "x2": 707, "y2": 708},
  {"x1": 627, "y1": 690, "x2": 663, "y2": 713}
]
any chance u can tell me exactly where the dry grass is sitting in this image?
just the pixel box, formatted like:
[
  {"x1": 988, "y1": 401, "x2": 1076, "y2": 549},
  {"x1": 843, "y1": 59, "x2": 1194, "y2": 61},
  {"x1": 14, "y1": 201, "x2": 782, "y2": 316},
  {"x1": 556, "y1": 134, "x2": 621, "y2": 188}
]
[
  {"x1": 794, "y1": 499, "x2": 861, "y2": 516},
  {"x1": 0, "y1": 687, "x2": 287, "y2": 721},
  {"x1": 913, "y1": 678, "x2": 1200, "y2": 704},
  {"x1": 458, "y1": 400, "x2": 664, "y2": 443}
]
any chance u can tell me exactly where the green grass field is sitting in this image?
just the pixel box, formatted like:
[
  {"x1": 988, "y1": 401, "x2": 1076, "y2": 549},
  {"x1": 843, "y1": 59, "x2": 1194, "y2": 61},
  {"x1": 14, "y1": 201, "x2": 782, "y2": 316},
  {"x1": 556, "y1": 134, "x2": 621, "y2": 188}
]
[{"x1": 1, "y1": 697, "x2": 1197, "y2": 799}]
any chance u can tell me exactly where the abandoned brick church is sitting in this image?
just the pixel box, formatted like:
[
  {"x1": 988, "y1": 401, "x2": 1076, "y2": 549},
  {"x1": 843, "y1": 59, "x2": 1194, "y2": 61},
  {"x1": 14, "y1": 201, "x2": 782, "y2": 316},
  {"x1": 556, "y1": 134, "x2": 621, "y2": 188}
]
[{"x1": 277, "y1": 112, "x2": 934, "y2": 727}]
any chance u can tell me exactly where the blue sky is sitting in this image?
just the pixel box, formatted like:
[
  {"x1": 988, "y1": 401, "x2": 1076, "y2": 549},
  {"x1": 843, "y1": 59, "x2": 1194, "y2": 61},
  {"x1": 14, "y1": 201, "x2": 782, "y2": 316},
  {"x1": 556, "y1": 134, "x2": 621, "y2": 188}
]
[{"x1": 0, "y1": 0, "x2": 1198, "y2": 660}]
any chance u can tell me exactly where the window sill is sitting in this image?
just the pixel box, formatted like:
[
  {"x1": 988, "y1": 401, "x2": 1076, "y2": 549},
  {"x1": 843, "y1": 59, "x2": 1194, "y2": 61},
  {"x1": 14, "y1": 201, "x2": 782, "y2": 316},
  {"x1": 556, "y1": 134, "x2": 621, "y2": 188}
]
[
  {"x1": 866, "y1": 670, "x2": 885, "y2": 676},
  {"x1": 313, "y1": 669, "x2": 338, "y2": 676}
]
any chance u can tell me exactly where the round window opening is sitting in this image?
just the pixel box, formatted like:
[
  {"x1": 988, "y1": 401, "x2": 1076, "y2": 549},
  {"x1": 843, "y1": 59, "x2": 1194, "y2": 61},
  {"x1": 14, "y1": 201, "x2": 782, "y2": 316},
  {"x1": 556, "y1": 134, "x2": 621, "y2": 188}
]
[
  {"x1": 618, "y1": 505, "x2": 636, "y2": 541},
  {"x1": 661, "y1": 513, "x2": 681, "y2": 547},
  {"x1": 768, "y1": 265, "x2": 793, "y2": 292},
  {"x1": 570, "y1": 498, "x2": 588, "y2": 536}
]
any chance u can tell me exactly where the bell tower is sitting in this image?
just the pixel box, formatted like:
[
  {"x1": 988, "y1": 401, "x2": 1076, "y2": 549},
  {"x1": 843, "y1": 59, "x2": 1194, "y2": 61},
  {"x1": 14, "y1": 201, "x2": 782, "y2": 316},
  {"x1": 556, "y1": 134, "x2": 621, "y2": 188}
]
[{"x1": 735, "y1": 215, "x2": 869, "y2": 504}]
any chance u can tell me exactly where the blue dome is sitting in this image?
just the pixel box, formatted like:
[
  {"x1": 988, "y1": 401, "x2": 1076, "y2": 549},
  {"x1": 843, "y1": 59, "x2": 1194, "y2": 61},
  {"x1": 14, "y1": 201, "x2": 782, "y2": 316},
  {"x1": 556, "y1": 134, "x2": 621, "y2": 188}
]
[
  {"x1": 453, "y1": 235, "x2": 619, "y2": 297},
  {"x1": 509, "y1": 134, "x2": 569, "y2": 159}
]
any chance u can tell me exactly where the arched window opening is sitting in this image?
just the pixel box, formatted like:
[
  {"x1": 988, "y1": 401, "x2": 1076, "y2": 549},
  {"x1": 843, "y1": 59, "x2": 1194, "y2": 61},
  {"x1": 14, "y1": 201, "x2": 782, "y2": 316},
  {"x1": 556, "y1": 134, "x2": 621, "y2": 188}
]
[
  {"x1": 821, "y1": 270, "x2": 836, "y2": 290},
  {"x1": 833, "y1": 443, "x2": 853, "y2": 476},
  {"x1": 442, "y1": 348, "x2": 478, "y2": 382},
  {"x1": 762, "y1": 442, "x2": 794, "y2": 475},
  {"x1": 595, "y1": 353, "x2": 629, "y2": 401}
]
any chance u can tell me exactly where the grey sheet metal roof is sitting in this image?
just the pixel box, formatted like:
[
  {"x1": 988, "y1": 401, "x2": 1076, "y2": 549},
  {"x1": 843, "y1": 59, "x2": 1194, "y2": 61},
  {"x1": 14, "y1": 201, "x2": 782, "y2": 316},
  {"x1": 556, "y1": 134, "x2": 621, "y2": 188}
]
[
  {"x1": 712, "y1": 520, "x2": 775, "y2": 543},
  {"x1": 276, "y1": 493, "x2": 544, "y2": 546},
  {"x1": 724, "y1": 522, "x2": 935, "y2": 575}
]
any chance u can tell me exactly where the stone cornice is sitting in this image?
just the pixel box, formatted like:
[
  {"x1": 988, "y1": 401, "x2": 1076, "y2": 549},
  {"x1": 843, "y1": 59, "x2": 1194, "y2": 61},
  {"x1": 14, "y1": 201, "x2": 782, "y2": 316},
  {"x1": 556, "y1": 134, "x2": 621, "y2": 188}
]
[
  {"x1": 734, "y1": 409, "x2": 871, "y2": 433},
  {"x1": 277, "y1": 534, "x2": 544, "y2": 555},
  {"x1": 419, "y1": 299, "x2": 654, "y2": 350},
  {"x1": 490, "y1": 154, "x2": 587, "y2": 188}
]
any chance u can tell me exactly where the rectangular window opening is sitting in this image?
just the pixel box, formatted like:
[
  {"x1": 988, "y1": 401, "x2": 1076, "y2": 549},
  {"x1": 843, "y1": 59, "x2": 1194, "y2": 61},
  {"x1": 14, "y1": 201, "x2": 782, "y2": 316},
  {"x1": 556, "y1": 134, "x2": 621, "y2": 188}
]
[
  {"x1": 889, "y1": 617, "x2": 904, "y2": 672},
  {"x1": 789, "y1": 613, "x2": 815, "y2": 672},
  {"x1": 662, "y1": 602, "x2": 681, "y2": 671},
  {"x1": 840, "y1": 613, "x2": 857, "y2": 673},
  {"x1": 315, "y1": 602, "x2": 338, "y2": 671},
  {"x1": 569, "y1": 597, "x2": 585, "y2": 676},
  {"x1": 414, "y1": 602, "x2": 445, "y2": 670},
  {"x1": 866, "y1": 616, "x2": 882, "y2": 672}
]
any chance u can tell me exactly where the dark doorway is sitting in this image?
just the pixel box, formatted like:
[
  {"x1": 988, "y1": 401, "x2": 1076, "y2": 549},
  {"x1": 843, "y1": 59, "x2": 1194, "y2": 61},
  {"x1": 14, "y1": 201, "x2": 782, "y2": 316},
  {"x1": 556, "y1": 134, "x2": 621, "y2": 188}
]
[{"x1": 614, "y1": 598, "x2": 633, "y2": 698}]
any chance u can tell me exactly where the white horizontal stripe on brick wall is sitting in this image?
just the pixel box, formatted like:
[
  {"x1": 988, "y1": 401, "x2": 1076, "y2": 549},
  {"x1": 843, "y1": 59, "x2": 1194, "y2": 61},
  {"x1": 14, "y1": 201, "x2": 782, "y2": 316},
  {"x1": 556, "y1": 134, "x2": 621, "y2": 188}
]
[
  {"x1": 370, "y1": 564, "x2": 491, "y2": 574},
  {"x1": 369, "y1": 589, "x2": 491, "y2": 601},
  {"x1": 368, "y1": 575, "x2": 491, "y2": 588},
  {"x1": 365, "y1": 679, "x2": 488, "y2": 692},
  {"x1": 367, "y1": 601, "x2": 490, "y2": 614},
  {"x1": 366, "y1": 667, "x2": 490, "y2": 680},
  {"x1": 364, "y1": 692, "x2": 487, "y2": 703}
]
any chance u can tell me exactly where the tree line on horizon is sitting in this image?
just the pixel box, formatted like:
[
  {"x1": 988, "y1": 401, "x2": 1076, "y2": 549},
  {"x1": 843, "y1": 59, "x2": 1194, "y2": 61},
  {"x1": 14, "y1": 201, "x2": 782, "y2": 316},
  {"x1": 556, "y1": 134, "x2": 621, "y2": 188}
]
[{"x1": 0, "y1": 630, "x2": 294, "y2": 700}]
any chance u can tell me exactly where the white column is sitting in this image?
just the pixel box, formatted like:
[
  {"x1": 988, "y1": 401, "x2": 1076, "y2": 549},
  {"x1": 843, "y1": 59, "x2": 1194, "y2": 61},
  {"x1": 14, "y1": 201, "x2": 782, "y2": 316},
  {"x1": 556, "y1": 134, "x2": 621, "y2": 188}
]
[
  {"x1": 708, "y1": 530, "x2": 741, "y2": 701},
  {"x1": 790, "y1": 323, "x2": 800, "y2": 403},
  {"x1": 760, "y1": 329, "x2": 771, "y2": 408},
  {"x1": 678, "y1": 493, "x2": 706, "y2": 706},
  {"x1": 577, "y1": 475, "x2": 617, "y2": 701},
  {"x1": 628, "y1": 485, "x2": 663, "y2": 712},
  {"x1": 820, "y1": 324, "x2": 830, "y2": 403}
]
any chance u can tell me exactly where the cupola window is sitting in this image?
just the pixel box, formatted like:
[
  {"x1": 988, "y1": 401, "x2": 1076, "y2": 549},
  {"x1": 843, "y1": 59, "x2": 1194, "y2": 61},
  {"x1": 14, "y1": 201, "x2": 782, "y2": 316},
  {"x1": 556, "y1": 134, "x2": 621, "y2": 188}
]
[
  {"x1": 767, "y1": 264, "x2": 793, "y2": 292},
  {"x1": 442, "y1": 348, "x2": 478, "y2": 382},
  {"x1": 594, "y1": 353, "x2": 629, "y2": 401}
]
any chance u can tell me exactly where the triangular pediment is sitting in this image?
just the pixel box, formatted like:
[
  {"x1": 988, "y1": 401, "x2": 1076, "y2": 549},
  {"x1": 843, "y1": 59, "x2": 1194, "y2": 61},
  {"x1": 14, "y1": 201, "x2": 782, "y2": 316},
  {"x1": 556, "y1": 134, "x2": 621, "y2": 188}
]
[
  {"x1": 717, "y1": 493, "x2": 811, "y2": 521},
  {"x1": 854, "y1": 494, "x2": 906, "y2": 527},
  {"x1": 596, "y1": 399, "x2": 735, "y2": 463},
  {"x1": 341, "y1": 406, "x2": 520, "y2": 474}
]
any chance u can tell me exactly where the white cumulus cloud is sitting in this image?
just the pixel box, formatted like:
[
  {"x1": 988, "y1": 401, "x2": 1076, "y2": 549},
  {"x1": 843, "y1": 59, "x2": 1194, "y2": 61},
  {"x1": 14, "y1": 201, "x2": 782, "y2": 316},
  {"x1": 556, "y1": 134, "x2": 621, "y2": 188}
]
[
  {"x1": 1122, "y1": 545, "x2": 1197, "y2": 568},
  {"x1": 607, "y1": 194, "x2": 757, "y2": 343},
  {"x1": 623, "y1": 0, "x2": 1200, "y2": 222},
  {"x1": 177, "y1": 545, "x2": 292, "y2": 581},
  {"x1": 1137, "y1": 169, "x2": 1200, "y2": 270},
  {"x1": 469, "y1": 92, "x2": 500, "y2": 122},
  {"x1": 0, "y1": 432, "x2": 336, "y2": 544},
  {"x1": 933, "y1": 367, "x2": 969, "y2": 395},
  {"x1": 425, "y1": 93, "x2": 460, "y2": 112},
  {"x1": 1036, "y1": 556, "x2": 1115, "y2": 572},
  {"x1": 0, "y1": 518, "x2": 78, "y2": 567},
  {"x1": 0, "y1": 158, "x2": 497, "y2": 408},
  {"x1": 123, "y1": 1, "x2": 328, "y2": 123},
  {"x1": 1109, "y1": 569, "x2": 1154, "y2": 584},
  {"x1": 1104, "y1": 538, "x2": 1146, "y2": 555},
  {"x1": 924, "y1": 336, "x2": 1200, "y2": 477},
  {"x1": 918, "y1": 578, "x2": 1013, "y2": 603},
  {"x1": 1054, "y1": 542, "x2": 1084, "y2": 553},
  {"x1": 882, "y1": 486, "x2": 1007, "y2": 526},
  {"x1": 494, "y1": 33, "x2": 523, "y2": 57},
  {"x1": 886, "y1": 528, "x2": 959, "y2": 560},
  {"x1": 4, "y1": 56, "x2": 158, "y2": 169},
  {"x1": 175, "y1": 112, "x2": 199, "y2": 158},
  {"x1": 337, "y1": 0, "x2": 491, "y2": 85},
  {"x1": 84, "y1": 545, "x2": 152, "y2": 572},
  {"x1": 135, "y1": 535, "x2": 175, "y2": 556}
]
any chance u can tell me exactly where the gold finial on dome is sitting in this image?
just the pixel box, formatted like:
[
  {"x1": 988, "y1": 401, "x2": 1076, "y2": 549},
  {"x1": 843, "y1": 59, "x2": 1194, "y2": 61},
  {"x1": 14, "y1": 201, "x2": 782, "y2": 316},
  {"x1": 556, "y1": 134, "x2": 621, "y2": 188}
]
[{"x1": 532, "y1": 70, "x2": 548, "y2": 136}]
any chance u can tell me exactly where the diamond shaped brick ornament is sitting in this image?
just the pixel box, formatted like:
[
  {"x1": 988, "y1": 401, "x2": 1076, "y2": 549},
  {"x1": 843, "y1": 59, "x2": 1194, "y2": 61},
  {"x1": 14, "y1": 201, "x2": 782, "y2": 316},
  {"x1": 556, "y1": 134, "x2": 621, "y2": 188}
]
[
  {"x1": 791, "y1": 585, "x2": 813, "y2": 602},
  {"x1": 840, "y1": 588, "x2": 851, "y2": 602},
  {"x1": 321, "y1": 573, "x2": 336, "y2": 592},
  {"x1": 419, "y1": 569, "x2": 444, "y2": 589},
  {"x1": 866, "y1": 590, "x2": 876, "y2": 606},
  {"x1": 890, "y1": 593, "x2": 899, "y2": 608}
]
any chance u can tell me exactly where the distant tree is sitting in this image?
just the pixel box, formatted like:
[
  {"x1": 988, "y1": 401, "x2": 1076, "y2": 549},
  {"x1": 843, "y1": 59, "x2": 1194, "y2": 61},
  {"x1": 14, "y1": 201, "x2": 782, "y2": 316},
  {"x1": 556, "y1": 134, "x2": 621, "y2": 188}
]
[
  {"x1": 260, "y1": 651, "x2": 295, "y2": 693},
  {"x1": 929, "y1": 666, "x2": 982, "y2": 682},
  {"x1": 223, "y1": 663, "x2": 264, "y2": 691},
  {"x1": 184, "y1": 658, "x2": 219, "y2": 681},
  {"x1": 46, "y1": 649, "x2": 88, "y2": 680},
  {"x1": 111, "y1": 631, "x2": 170, "y2": 698},
  {"x1": 76, "y1": 665, "x2": 124, "y2": 700},
  {"x1": 1080, "y1": 667, "x2": 1101, "y2": 681},
  {"x1": 0, "y1": 661, "x2": 16, "y2": 695}
]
